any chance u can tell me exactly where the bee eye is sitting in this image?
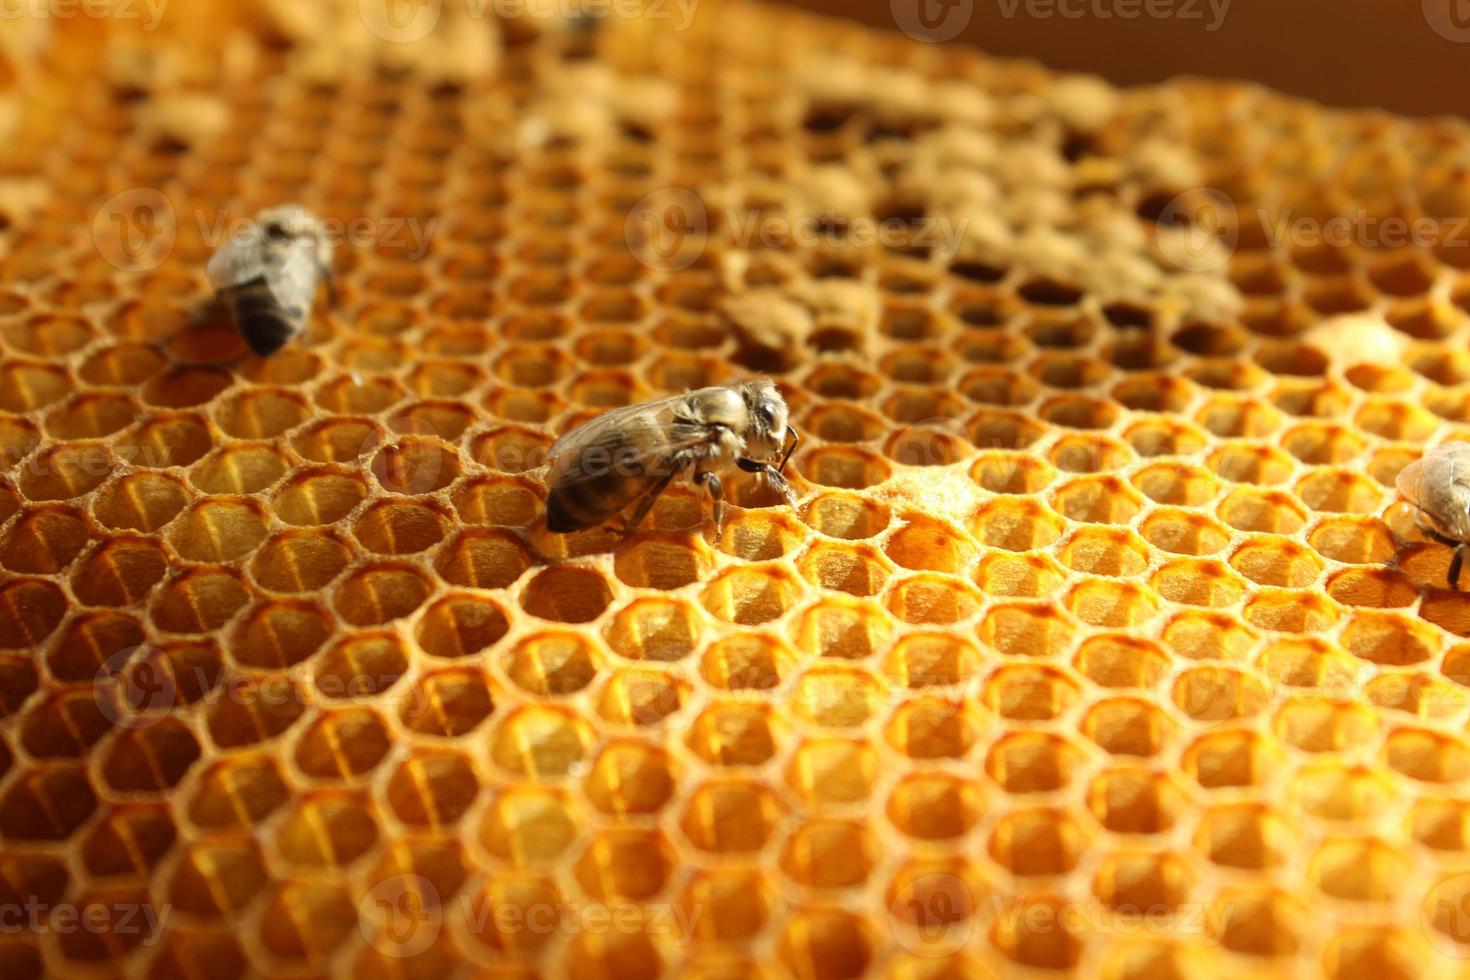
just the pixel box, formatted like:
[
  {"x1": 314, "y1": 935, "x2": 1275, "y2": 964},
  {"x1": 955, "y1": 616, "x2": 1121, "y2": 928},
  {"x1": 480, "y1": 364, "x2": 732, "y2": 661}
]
[
  {"x1": 756, "y1": 404, "x2": 776, "y2": 428},
  {"x1": 264, "y1": 222, "x2": 287, "y2": 241}
]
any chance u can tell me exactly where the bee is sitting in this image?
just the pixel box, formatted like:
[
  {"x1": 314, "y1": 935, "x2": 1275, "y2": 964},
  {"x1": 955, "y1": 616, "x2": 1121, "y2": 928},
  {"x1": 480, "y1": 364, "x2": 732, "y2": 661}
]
[
  {"x1": 207, "y1": 205, "x2": 334, "y2": 357},
  {"x1": 544, "y1": 380, "x2": 799, "y2": 536},
  {"x1": 1397, "y1": 440, "x2": 1470, "y2": 590}
]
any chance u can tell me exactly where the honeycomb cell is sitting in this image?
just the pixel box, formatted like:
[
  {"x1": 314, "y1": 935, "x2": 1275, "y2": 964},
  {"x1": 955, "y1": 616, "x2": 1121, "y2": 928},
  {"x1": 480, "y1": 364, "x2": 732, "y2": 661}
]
[
  {"x1": 1074, "y1": 636, "x2": 1170, "y2": 689},
  {"x1": 294, "y1": 708, "x2": 391, "y2": 780},
  {"x1": 800, "y1": 445, "x2": 891, "y2": 489},
  {"x1": 971, "y1": 497, "x2": 1064, "y2": 551},
  {"x1": 169, "y1": 499, "x2": 269, "y2": 562},
  {"x1": 680, "y1": 780, "x2": 780, "y2": 853},
  {"x1": 1179, "y1": 730, "x2": 1280, "y2": 792},
  {"x1": 700, "y1": 565, "x2": 800, "y2": 625},
  {"x1": 792, "y1": 665, "x2": 883, "y2": 729},
  {"x1": 371, "y1": 437, "x2": 462, "y2": 494},
  {"x1": 1065, "y1": 579, "x2": 1162, "y2": 628},
  {"x1": 312, "y1": 633, "x2": 409, "y2": 700},
  {"x1": 250, "y1": 530, "x2": 352, "y2": 593},
  {"x1": 256, "y1": 882, "x2": 358, "y2": 962},
  {"x1": 1051, "y1": 475, "x2": 1145, "y2": 524},
  {"x1": 272, "y1": 470, "x2": 368, "y2": 526},
  {"x1": 989, "y1": 894, "x2": 1084, "y2": 969},
  {"x1": 1227, "y1": 538, "x2": 1324, "y2": 587},
  {"x1": 1131, "y1": 463, "x2": 1220, "y2": 507},
  {"x1": 214, "y1": 389, "x2": 310, "y2": 438},
  {"x1": 1217, "y1": 487, "x2": 1308, "y2": 534},
  {"x1": 274, "y1": 792, "x2": 379, "y2": 869},
  {"x1": 718, "y1": 510, "x2": 805, "y2": 561},
  {"x1": 19, "y1": 444, "x2": 113, "y2": 500},
  {"x1": 399, "y1": 669, "x2": 495, "y2": 737},
  {"x1": 800, "y1": 491, "x2": 891, "y2": 539},
  {"x1": 1172, "y1": 662, "x2": 1270, "y2": 720},
  {"x1": 887, "y1": 772, "x2": 984, "y2": 841},
  {"x1": 1273, "y1": 698, "x2": 1378, "y2": 753},
  {"x1": 1, "y1": 507, "x2": 92, "y2": 573},
  {"x1": 436, "y1": 528, "x2": 533, "y2": 588},
  {"x1": 190, "y1": 443, "x2": 291, "y2": 495},
  {"x1": 1193, "y1": 803, "x2": 1292, "y2": 873},
  {"x1": 1057, "y1": 526, "x2": 1150, "y2": 576},
  {"x1": 231, "y1": 600, "x2": 332, "y2": 668},
  {"x1": 1207, "y1": 887, "x2": 1306, "y2": 957},
  {"x1": 985, "y1": 732, "x2": 1085, "y2": 794},
  {"x1": 615, "y1": 536, "x2": 713, "y2": 590},
  {"x1": 454, "y1": 474, "x2": 544, "y2": 526}
]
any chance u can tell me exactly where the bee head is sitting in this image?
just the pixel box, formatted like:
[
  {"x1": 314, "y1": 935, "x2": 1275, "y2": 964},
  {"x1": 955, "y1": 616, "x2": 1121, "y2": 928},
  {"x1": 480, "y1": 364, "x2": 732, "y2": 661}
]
[
  {"x1": 737, "y1": 380, "x2": 791, "y2": 462},
  {"x1": 257, "y1": 205, "x2": 334, "y2": 271}
]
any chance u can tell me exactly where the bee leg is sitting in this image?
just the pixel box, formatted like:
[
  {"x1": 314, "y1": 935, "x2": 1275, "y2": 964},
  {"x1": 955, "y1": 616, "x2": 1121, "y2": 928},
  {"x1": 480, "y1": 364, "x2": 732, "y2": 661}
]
[
  {"x1": 736, "y1": 458, "x2": 797, "y2": 506},
  {"x1": 696, "y1": 469, "x2": 724, "y2": 537},
  {"x1": 1452, "y1": 543, "x2": 1467, "y2": 592},
  {"x1": 620, "y1": 471, "x2": 676, "y2": 539}
]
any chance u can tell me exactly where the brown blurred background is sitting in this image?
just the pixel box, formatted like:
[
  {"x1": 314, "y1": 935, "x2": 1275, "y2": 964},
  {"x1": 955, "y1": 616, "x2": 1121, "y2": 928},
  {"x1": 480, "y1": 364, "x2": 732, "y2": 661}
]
[{"x1": 784, "y1": 0, "x2": 1470, "y2": 117}]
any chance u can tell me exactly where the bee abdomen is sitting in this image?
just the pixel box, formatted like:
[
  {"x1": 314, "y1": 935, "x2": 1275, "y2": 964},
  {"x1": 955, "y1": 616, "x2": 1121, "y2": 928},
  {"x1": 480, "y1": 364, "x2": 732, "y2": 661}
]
[
  {"x1": 228, "y1": 279, "x2": 304, "y2": 357},
  {"x1": 546, "y1": 471, "x2": 646, "y2": 532}
]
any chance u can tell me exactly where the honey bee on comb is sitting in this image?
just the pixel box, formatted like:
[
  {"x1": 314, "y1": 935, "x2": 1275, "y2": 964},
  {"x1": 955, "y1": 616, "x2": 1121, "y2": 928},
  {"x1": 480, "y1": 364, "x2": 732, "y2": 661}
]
[
  {"x1": 1396, "y1": 439, "x2": 1470, "y2": 590},
  {"x1": 207, "y1": 204, "x2": 335, "y2": 357},
  {"x1": 544, "y1": 380, "x2": 799, "y2": 537}
]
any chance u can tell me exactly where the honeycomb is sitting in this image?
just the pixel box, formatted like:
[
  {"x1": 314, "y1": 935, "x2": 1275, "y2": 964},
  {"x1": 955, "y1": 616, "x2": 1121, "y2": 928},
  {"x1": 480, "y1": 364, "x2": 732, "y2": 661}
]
[{"x1": 5, "y1": 1, "x2": 1470, "y2": 978}]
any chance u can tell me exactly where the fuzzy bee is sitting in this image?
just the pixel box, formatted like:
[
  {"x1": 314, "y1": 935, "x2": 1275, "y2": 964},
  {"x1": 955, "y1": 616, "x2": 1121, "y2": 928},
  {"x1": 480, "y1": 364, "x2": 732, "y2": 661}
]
[
  {"x1": 207, "y1": 205, "x2": 334, "y2": 357},
  {"x1": 544, "y1": 380, "x2": 799, "y2": 536},
  {"x1": 1397, "y1": 440, "x2": 1470, "y2": 590}
]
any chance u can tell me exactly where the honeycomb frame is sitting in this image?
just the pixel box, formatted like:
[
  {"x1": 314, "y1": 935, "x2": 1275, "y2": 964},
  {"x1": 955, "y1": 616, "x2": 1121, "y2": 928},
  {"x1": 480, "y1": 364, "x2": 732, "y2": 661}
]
[{"x1": 3, "y1": 1, "x2": 1470, "y2": 978}]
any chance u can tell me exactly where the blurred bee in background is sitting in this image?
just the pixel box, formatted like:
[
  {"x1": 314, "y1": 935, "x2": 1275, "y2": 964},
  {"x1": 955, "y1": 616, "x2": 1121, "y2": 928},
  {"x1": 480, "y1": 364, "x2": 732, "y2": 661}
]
[
  {"x1": 207, "y1": 205, "x2": 334, "y2": 357},
  {"x1": 1397, "y1": 439, "x2": 1470, "y2": 590},
  {"x1": 545, "y1": 380, "x2": 799, "y2": 536}
]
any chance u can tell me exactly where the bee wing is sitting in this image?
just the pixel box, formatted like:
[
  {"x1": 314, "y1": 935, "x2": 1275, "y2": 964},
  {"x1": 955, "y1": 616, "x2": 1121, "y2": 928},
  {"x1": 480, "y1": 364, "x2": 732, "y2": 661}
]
[
  {"x1": 545, "y1": 395, "x2": 717, "y2": 483},
  {"x1": 206, "y1": 233, "x2": 267, "y2": 291}
]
